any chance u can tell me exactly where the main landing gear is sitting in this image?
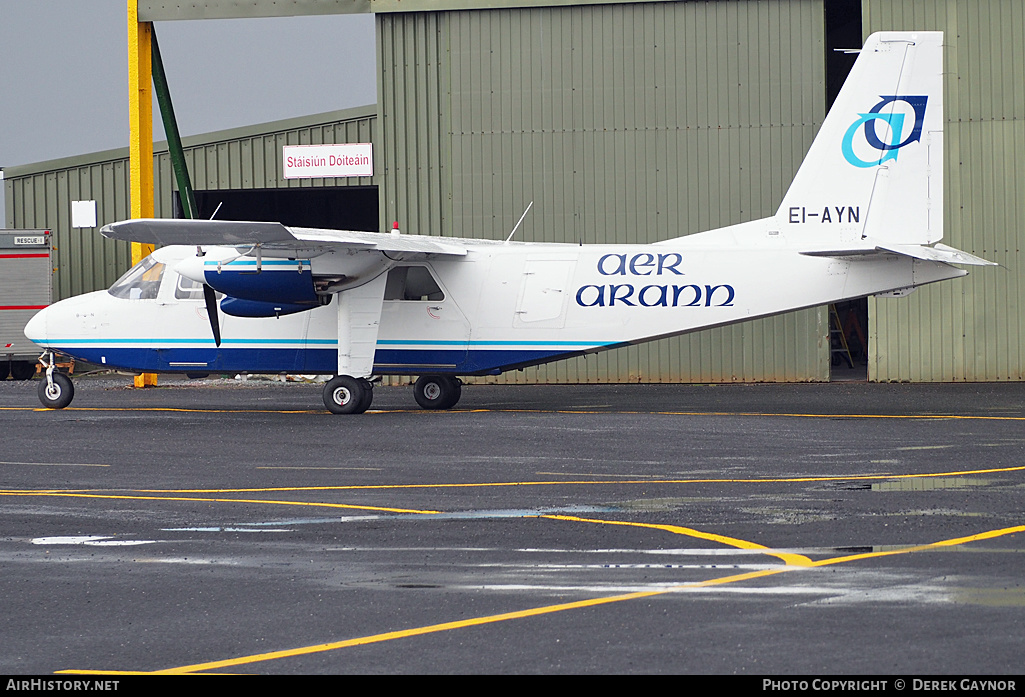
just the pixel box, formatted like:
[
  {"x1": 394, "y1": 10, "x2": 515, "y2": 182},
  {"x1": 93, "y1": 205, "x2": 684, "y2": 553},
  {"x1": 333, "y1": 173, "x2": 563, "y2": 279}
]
[
  {"x1": 37, "y1": 352, "x2": 74, "y2": 409},
  {"x1": 323, "y1": 375, "x2": 374, "y2": 414},
  {"x1": 322, "y1": 374, "x2": 463, "y2": 414},
  {"x1": 413, "y1": 375, "x2": 462, "y2": 410}
]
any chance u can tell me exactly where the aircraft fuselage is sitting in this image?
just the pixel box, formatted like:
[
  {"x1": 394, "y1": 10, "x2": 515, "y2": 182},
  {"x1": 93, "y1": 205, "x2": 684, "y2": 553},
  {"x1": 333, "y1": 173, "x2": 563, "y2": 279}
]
[{"x1": 25, "y1": 225, "x2": 963, "y2": 377}]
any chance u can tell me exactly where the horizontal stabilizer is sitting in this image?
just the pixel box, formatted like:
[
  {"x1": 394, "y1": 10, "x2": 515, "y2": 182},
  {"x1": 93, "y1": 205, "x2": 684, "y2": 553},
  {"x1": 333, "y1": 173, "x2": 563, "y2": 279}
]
[
  {"x1": 876, "y1": 243, "x2": 997, "y2": 266},
  {"x1": 800, "y1": 242, "x2": 996, "y2": 266},
  {"x1": 101, "y1": 219, "x2": 466, "y2": 256}
]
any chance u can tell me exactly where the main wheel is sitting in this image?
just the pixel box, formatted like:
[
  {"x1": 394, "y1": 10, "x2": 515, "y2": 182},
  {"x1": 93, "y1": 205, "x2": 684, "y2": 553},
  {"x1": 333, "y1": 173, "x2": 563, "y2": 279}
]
[
  {"x1": 356, "y1": 378, "x2": 374, "y2": 413},
  {"x1": 10, "y1": 362, "x2": 37, "y2": 381},
  {"x1": 323, "y1": 375, "x2": 372, "y2": 414},
  {"x1": 413, "y1": 375, "x2": 462, "y2": 410},
  {"x1": 38, "y1": 372, "x2": 74, "y2": 409}
]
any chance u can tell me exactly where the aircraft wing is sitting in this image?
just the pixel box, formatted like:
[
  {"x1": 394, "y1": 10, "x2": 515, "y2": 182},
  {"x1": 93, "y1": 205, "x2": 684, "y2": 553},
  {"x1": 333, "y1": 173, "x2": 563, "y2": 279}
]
[
  {"x1": 800, "y1": 242, "x2": 996, "y2": 266},
  {"x1": 100, "y1": 219, "x2": 467, "y2": 256},
  {"x1": 290, "y1": 227, "x2": 467, "y2": 256}
]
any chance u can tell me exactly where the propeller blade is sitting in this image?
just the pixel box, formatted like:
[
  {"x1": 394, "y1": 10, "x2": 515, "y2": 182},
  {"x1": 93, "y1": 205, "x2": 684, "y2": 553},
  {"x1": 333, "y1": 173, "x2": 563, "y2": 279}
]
[{"x1": 203, "y1": 284, "x2": 222, "y2": 347}]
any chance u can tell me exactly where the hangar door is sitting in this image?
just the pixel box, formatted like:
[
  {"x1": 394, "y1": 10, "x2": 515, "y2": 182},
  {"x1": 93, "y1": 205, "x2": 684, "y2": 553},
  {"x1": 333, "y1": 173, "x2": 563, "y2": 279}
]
[
  {"x1": 176, "y1": 187, "x2": 379, "y2": 232},
  {"x1": 378, "y1": 0, "x2": 832, "y2": 383}
]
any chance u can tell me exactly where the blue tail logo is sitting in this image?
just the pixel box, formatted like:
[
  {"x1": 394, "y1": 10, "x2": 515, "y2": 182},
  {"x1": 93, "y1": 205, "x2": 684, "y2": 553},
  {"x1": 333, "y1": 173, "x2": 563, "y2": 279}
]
[{"x1": 841, "y1": 95, "x2": 929, "y2": 168}]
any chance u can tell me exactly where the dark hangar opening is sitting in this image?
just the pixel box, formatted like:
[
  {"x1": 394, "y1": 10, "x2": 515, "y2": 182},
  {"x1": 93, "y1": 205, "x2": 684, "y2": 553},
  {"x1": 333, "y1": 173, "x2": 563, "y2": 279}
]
[
  {"x1": 825, "y1": 0, "x2": 863, "y2": 110},
  {"x1": 825, "y1": 0, "x2": 868, "y2": 381},
  {"x1": 176, "y1": 186, "x2": 379, "y2": 232}
]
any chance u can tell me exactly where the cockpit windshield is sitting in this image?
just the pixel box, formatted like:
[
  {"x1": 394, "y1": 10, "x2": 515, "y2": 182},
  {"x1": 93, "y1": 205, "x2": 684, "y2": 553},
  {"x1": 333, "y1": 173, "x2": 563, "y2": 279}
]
[{"x1": 108, "y1": 256, "x2": 166, "y2": 300}]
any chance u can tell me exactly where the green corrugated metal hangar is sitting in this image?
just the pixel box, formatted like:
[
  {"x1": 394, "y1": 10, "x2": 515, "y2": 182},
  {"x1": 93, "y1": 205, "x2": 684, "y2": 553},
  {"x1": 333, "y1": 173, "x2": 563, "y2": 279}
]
[{"x1": 5, "y1": 0, "x2": 1023, "y2": 383}]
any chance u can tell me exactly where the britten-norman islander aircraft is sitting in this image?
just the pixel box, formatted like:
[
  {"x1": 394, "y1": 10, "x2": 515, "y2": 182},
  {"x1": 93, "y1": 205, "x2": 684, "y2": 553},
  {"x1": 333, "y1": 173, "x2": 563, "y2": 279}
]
[{"x1": 25, "y1": 31, "x2": 993, "y2": 413}]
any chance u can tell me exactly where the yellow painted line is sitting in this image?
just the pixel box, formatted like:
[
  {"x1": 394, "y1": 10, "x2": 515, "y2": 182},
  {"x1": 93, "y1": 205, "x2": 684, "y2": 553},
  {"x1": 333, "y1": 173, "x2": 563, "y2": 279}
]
[
  {"x1": 57, "y1": 522, "x2": 1024, "y2": 675},
  {"x1": 456, "y1": 408, "x2": 1025, "y2": 422},
  {"x1": 0, "y1": 488, "x2": 916, "y2": 567},
  {"x1": 3, "y1": 462, "x2": 1021, "y2": 523},
  {"x1": 387, "y1": 407, "x2": 1025, "y2": 421},
  {"x1": 541, "y1": 514, "x2": 813, "y2": 566},
  {"x1": 0, "y1": 492, "x2": 439, "y2": 515},
  {"x1": 4, "y1": 463, "x2": 1023, "y2": 500},
  {"x1": 808, "y1": 524, "x2": 1025, "y2": 567},
  {"x1": 30, "y1": 406, "x2": 324, "y2": 414},
  {"x1": 651, "y1": 410, "x2": 1025, "y2": 421},
  {"x1": 9, "y1": 403, "x2": 1025, "y2": 421},
  {"x1": 65, "y1": 567, "x2": 793, "y2": 676},
  {"x1": 84, "y1": 463, "x2": 1025, "y2": 494}
]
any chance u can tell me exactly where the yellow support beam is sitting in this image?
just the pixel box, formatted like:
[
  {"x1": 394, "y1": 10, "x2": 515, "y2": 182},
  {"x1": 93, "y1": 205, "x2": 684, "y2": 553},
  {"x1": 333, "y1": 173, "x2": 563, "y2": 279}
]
[{"x1": 127, "y1": 1, "x2": 157, "y2": 388}]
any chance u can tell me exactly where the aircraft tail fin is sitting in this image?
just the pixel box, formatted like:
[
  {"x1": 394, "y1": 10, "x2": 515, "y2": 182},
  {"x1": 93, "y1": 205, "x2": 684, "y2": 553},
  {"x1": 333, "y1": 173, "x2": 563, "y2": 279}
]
[{"x1": 777, "y1": 31, "x2": 944, "y2": 246}]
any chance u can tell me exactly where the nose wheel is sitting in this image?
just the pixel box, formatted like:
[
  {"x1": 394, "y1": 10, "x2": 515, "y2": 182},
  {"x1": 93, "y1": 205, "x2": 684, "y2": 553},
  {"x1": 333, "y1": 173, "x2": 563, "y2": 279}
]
[
  {"x1": 38, "y1": 353, "x2": 74, "y2": 409},
  {"x1": 413, "y1": 375, "x2": 462, "y2": 410}
]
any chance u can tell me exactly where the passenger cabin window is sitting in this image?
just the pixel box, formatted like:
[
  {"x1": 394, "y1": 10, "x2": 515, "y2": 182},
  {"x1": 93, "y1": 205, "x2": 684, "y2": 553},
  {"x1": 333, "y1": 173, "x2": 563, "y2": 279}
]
[
  {"x1": 108, "y1": 257, "x2": 166, "y2": 300},
  {"x1": 384, "y1": 266, "x2": 445, "y2": 301}
]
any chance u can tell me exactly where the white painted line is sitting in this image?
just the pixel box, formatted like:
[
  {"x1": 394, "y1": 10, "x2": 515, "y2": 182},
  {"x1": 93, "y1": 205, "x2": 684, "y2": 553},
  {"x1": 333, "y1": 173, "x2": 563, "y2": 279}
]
[
  {"x1": 0, "y1": 461, "x2": 109, "y2": 467},
  {"x1": 31, "y1": 535, "x2": 156, "y2": 546}
]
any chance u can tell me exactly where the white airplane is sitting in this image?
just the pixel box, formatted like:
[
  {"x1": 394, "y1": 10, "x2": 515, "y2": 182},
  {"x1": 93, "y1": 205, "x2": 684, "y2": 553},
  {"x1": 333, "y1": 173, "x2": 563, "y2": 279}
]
[{"x1": 25, "y1": 31, "x2": 992, "y2": 413}]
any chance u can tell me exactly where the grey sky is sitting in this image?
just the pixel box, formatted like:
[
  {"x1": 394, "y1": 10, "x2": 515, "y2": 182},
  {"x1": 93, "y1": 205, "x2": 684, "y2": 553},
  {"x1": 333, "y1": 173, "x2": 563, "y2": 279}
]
[{"x1": 0, "y1": 1, "x2": 377, "y2": 221}]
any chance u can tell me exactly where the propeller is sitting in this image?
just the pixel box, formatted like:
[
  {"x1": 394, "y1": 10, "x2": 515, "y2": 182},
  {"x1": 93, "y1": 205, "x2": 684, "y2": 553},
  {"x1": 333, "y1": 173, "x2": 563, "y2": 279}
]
[
  {"x1": 203, "y1": 282, "x2": 222, "y2": 347},
  {"x1": 200, "y1": 205, "x2": 226, "y2": 347},
  {"x1": 191, "y1": 245, "x2": 222, "y2": 348}
]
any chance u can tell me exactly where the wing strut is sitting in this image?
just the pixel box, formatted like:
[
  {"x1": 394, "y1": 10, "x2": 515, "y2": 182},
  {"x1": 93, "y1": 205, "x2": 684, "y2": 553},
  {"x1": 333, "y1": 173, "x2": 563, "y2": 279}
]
[{"x1": 336, "y1": 272, "x2": 388, "y2": 378}]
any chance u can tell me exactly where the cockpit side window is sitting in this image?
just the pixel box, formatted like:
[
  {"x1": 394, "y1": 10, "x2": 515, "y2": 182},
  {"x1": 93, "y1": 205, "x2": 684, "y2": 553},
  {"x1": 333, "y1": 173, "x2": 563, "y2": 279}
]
[
  {"x1": 384, "y1": 266, "x2": 445, "y2": 301},
  {"x1": 107, "y1": 256, "x2": 166, "y2": 300}
]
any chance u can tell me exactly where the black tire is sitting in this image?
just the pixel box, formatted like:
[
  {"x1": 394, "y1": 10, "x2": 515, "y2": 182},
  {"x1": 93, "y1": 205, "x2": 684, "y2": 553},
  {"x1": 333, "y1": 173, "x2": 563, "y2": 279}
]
[
  {"x1": 413, "y1": 375, "x2": 462, "y2": 410},
  {"x1": 323, "y1": 375, "x2": 371, "y2": 415},
  {"x1": 357, "y1": 378, "x2": 374, "y2": 413},
  {"x1": 38, "y1": 372, "x2": 74, "y2": 409},
  {"x1": 10, "y1": 362, "x2": 36, "y2": 380}
]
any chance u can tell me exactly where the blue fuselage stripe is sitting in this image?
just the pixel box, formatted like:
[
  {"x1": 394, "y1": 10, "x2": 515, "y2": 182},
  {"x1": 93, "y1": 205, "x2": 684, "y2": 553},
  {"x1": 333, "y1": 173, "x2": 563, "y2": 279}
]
[{"x1": 46, "y1": 344, "x2": 606, "y2": 375}]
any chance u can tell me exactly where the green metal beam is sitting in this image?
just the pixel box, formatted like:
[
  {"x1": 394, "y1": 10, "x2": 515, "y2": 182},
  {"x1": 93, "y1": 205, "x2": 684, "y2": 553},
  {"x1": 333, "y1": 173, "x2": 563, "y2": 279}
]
[{"x1": 151, "y1": 28, "x2": 197, "y2": 220}]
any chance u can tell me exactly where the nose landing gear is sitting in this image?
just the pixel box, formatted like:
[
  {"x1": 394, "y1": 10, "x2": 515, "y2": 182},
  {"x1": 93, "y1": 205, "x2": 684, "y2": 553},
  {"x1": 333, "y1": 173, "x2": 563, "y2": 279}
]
[{"x1": 37, "y1": 352, "x2": 74, "y2": 409}]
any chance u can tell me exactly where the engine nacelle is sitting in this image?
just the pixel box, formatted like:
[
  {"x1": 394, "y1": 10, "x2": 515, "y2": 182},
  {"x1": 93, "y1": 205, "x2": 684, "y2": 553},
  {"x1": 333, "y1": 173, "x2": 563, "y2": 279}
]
[
  {"x1": 177, "y1": 255, "x2": 318, "y2": 304},
  {"x1": 219, "y1": 297, "x2": 322, "y2": 318}
]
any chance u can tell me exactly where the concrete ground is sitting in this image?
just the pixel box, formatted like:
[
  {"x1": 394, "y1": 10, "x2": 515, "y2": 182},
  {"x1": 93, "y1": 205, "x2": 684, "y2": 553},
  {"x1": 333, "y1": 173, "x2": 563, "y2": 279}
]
[{"x1": 0, "y1": 376, "x2": 1022, "y2": 675}]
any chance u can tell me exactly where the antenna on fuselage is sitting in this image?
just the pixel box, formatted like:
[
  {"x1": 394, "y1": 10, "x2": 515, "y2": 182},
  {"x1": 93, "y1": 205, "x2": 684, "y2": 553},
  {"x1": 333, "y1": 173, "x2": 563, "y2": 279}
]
[{"x1": 504, "y1": 201, "x2": 534, "y2": 243}]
